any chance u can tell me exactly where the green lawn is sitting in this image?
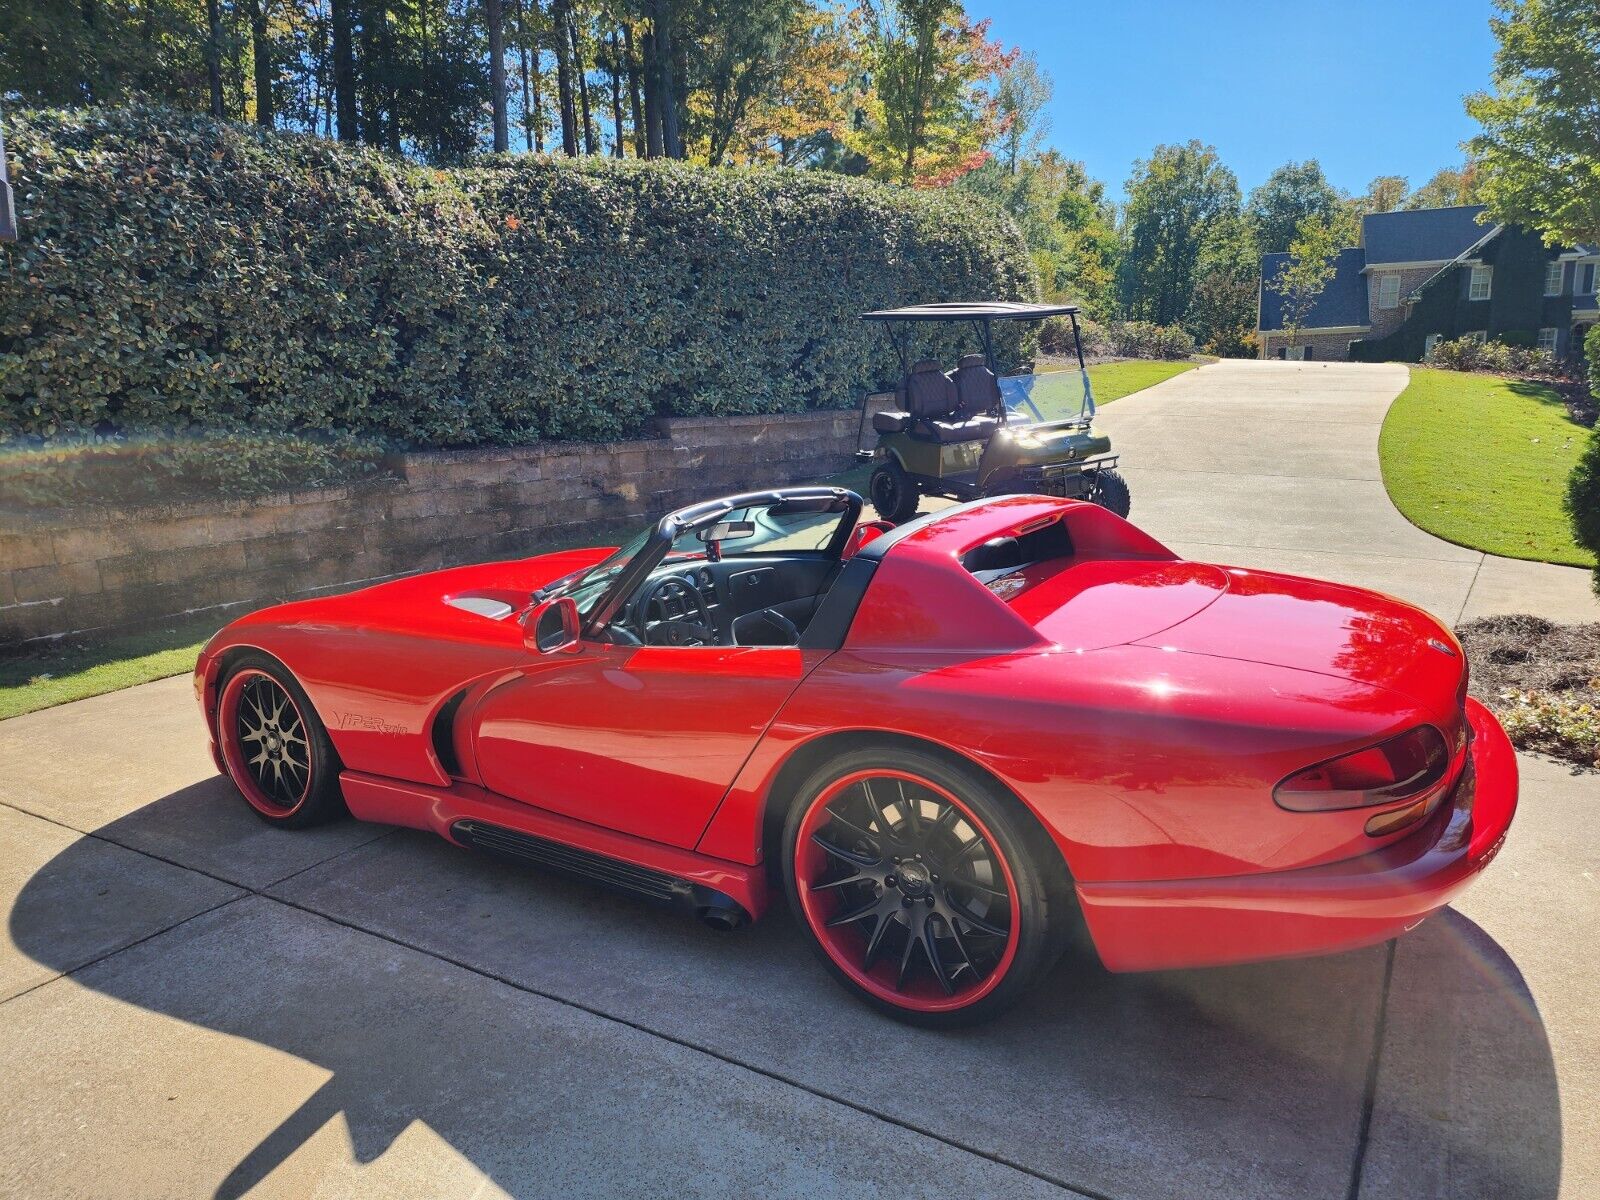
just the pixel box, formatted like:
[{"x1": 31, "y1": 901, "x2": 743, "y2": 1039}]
[
  {"x1": 0, "y1": 358, "x2": 1200, "y2": 723},
  {"x1": 1080, "y1": 358, "x2": 1199, "y2": 406},
  {"x1": 1379, "y1": 367, "x2": 1594, "y2": 568},
  {"x1": 0, "y1": 614, "x2": 223, "y2": 721}
]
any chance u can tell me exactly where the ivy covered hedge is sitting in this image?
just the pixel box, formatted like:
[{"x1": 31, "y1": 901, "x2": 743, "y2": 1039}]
[{"x1": 0, "y1": 105, "x2": 1035, "y2": 495}]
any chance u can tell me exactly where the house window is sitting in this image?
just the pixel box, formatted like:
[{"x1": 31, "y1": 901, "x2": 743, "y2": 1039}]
[
  {"x1": 1377, "y1": 274, "x2": 1401, "y2": 309},
  {"x1": 1538, "y1": 327, "x2": 1559, "y2": 353},
  {"x1": 1544, "y1": 260, "x2": 1565, "y2": 296},
  {"x1": 1580, "y1": 263, "x2": 1597, "y2": 295},
  {"x1": 1423, "y1": 333, "x2": 1442, "y2": 358},
  {"x1": 1465, "y1": 330, "x2": 1488, "y2": 345},
  {"x1": 1284, "y1": 345, "x2": 1307, "y2": 361},
  {"x1": 1468, "y1": 265, "x2": 1493, "y2": 301}
]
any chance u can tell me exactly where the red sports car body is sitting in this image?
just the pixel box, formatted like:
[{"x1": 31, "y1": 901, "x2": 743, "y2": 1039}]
[{"x1": 195, "y1": 489, "x2": 1517, "y2": 1024}]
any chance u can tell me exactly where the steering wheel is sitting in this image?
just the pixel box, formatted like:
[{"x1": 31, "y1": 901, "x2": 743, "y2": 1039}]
[{"x1": 636, "y1": 575, "x2": 717, "y2": 646}]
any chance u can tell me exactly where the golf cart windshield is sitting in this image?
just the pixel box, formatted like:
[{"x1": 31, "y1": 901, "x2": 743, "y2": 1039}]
[{"x1": 1000, "y1": 368, "x2": 1097, "y2": 425}]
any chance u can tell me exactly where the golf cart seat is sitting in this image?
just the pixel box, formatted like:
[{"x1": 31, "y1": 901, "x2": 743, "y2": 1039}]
[
  {"x1": 951, "y1": 353, "x2": 1003, "y2": 417},
  {"x1": 922, "y1": 413, "x2": 1000, "y2": 443},
  {"x1": 872, "y1": 409, "x2": 912, "y2": 434},
  {"x1": 902, "y1": 359, "x2": 999, "y2": 444}
]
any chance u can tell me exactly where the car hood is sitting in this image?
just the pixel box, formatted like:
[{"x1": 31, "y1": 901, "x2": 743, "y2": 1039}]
[
  {"x1": 1131, "y1": 566, "x2": 1465, "y2": 711},
  {"x1": 228, "y1": 546, "x2": 613, "y2": 642}
]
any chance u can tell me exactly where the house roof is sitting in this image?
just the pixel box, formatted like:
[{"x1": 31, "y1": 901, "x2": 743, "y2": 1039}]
[
  {"x1": 1258, "y1": 247, "x2": 1370, "y2": 333},
  {"x1": 1361, "y1": 205, "x2": 1490, "y2": 265}
]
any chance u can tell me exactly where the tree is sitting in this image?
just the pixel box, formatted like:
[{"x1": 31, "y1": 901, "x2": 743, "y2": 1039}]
[
  {"x1": 993, "y1": 49, "x2": 1048, "y2": 175},
  {"x1": 1117, "y1": 140, "x2": 1240, "y2": 327},
  {"x1": 1468, "y1": 0, "x2": 1600, "y2": 245},
  {"x1": 1187, "y1": 209, "x2": 1259, "y2": 356},
  {"x1": 957, "y1": 150, "x2": 1116, "y2": 317},
  {"x1": 1246, "y1": 159, "x2": 1350, "y2": 252},
  {"x1": 849, "y1": 0, "x2": 1011, "y2": 187},
  {"x1": 1405, "y1": 163, "x2": 1483, "y2": 209},
  {"x1": 686, "y1": 0, "x2": 797, "y2": 166},
  {"x1": 728, "y1": 2, "x2": 857, "y2": 166},
  {"x1": 1359, "y1": 174, "x2": 1409, "y2": 214},
  {"x1": 246, "y1": 0, "x2": 273, "y2": 126},
  {"x1": 486, "y1": 0, "x2": 509, "y2": 151},
  {"x1": 1269, "y1": 214, "x2": 1341, "y2": 351},
  {"x1": 550, "y1": 0, "x2": 579, "y2": 153},
  {"x1": 331, "y1": 0, "x2": 360, "y2": 140}
]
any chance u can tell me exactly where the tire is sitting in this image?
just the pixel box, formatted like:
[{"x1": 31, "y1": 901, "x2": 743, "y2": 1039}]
[
  {"x1": 1086, "y1": 466, "x2": 1131, "y2": 517},
  {"x1": 868, "y1": 460, "x2": 920, "y2": 524},
  {"x1": 781, "y1": 745, "x2": 1065, "y2": 1028},
  {"x1": 216, "y1": 652, "x2": 345, "y2": 828}
]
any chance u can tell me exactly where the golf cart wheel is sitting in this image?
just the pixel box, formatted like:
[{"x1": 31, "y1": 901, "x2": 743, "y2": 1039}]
[
  {"x1": 868, "y1": 460, "x2": 920, "y2": 523},
  {"x1": 217, "y1": 653, "x2": 345, "y2": 828},
  {"x1": 782, "y1": 746, "x2": 1064, "y2": 1028},
  {"x1": 1086, "y1": 467, "x2": 1132, "y2": 518}
]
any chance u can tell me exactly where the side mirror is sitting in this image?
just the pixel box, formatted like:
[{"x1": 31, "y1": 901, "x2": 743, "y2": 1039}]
[{"x1": 523, "y1": 596, "x2": 581, "y2": 655}]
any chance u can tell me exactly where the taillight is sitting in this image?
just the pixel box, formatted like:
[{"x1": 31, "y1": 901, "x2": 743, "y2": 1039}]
[{"x1": 1273, "y1": 726, "x2": 1449, "y2": 813}]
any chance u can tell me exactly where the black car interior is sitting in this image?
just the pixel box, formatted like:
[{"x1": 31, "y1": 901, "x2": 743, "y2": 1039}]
[
  {"x1": 613, "y1": 553, "x2": 839, "y2": 647},
  {"x1": 572, "y1": 490, "x2": 869, "y2": 649},
  {"x1": 871, "y1": 355, "x2": 1002, "y2": 445}
]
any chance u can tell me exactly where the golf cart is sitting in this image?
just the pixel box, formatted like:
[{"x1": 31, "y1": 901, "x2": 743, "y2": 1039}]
[{"x1": 854, "y1": 301, "x2": 1129, "y2": 523}]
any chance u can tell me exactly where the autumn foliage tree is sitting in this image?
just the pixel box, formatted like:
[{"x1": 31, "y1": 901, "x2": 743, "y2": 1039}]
[{"x1": 848, "y1": 0, "x2": 1011, "y2": 187}]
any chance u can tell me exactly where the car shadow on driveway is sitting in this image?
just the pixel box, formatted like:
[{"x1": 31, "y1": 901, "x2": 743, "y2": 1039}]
[{"x1": 5, "y1": 790, "x2": 1563, "y2": 1200}]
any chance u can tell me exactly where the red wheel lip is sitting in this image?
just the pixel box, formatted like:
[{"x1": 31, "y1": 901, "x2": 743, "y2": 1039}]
[
  {"x1": 794, "y1": 768, "x2": 1022, "y2": 1014},
  {"x1": 218, "y1": 667, "x2": 312, "y2": 818}
]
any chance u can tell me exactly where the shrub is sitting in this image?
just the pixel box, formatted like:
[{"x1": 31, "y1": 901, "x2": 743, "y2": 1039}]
[
  {"x1": 0, "y1": 105, "x2": 1035, "y2": 483},
  {"x1": 1036, "y1": 316, "x2": 1193, "y2": 362},
  {"x1": 1569, "y1": 328, "x2": 1600, "y2": 597},
  {"x1": 1036, "y1": 315, "x2": 1088, "y2": 357},
  {"x1": 1092, "y1": 320, "x2": 1196, "y2": 361},
  {"x1": 1424, "y1": 335, "x2": 1562, "y2": 377}
]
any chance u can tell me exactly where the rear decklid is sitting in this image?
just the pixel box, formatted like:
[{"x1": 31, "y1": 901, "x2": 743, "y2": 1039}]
[
  {"x1": 1132, "y1": 566, "x2": 1467, "y2": 716},
  {"x1": 1006, "y1": 559, "x2": 1230, "y2": 652}
]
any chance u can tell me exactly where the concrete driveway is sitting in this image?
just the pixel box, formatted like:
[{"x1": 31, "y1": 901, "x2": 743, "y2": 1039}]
[
  {"x1": 1093, "y1": 359, "x2": 1597, "y2": 625},
  {"x1": 2, "y1": 359, "x2": 1596, "y2": 1198},
  {"x1": 2, "y1": 680, "x2": 1594, "y2": 1200}
]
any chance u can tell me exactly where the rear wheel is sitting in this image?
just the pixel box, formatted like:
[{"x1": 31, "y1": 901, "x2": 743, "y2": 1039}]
[
  {"x1": 782, "y1": 746, "x2": 1063, "y2": 1027},
  {"x1": 1086, "y1": 466, "x2": 1131, "y2": 517},
  {"x1": 868, "y1": 460, "x2": 920, "y2": 524},
  {"x1": 217, "y1": 653, "x2": 345, "y2": 828}
]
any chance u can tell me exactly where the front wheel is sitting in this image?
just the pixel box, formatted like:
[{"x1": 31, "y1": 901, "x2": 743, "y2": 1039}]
[
  {"x1": 217, "y1": 653, "x2": 345, "y2": 828},
  {"x1": 1086, "y1": 466, "x2": 1132, "y2": 517},
  {"x1": 868, "y1": 460, "x2": 920, "y2": 524},
  {"x1": 781, "y1": 747, "x2": 1064, "y2": 1027}
]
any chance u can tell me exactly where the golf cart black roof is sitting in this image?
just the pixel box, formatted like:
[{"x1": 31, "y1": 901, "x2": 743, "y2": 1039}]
[{"x1": 860, "y1": 301, "x2": 1079, "y2": 322}]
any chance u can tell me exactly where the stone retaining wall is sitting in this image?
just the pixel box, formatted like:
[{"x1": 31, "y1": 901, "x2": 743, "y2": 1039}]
[{"x1": 0, "y1": 410, "x2": 866, "y2": 646}]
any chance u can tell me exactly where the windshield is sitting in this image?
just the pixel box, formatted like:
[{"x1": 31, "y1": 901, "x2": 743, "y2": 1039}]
[
  {"x1": 545, "y1": 497, "x2": 851, "y2": 619},
  {"x1": 999, "y1": 368, "x2": 1096, "y2": 425}
]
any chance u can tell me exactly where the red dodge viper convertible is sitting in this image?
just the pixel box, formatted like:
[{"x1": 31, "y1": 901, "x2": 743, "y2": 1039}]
[{"x1": 196, "y1": 487, "x2": 1517, "y2": 1025}]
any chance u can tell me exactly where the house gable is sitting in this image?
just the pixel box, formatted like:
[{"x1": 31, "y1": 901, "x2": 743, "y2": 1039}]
[{"x1": 1361, "y1": 205, "x2": 1491, "y2": 267}]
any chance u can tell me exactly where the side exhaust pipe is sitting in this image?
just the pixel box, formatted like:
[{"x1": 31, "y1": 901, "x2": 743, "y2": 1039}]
[{"x1": 692, "y1": 888, "x2": 750, "y2": 932}]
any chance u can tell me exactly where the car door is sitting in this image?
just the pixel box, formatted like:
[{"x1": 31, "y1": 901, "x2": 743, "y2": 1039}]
[{"x1": 468, "y1": 641, "x2": 826, "y2": 849}]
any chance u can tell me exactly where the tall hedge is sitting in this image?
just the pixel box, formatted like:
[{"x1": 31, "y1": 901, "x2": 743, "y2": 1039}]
[
  {"x1": 0, "y1": 105, "x2": 1036, "y2": 454},
  {"x1": 1569, "y1": 326, "x2": 1600, "y2": 598}
]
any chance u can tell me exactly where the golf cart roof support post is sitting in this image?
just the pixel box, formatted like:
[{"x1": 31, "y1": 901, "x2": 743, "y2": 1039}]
[
  {"x1": 976, "y1": 318, "x2": 1009, "y2": 426},
  {"x1": 1069, "y1": 312, "x2": 1095, "y2": 420}
]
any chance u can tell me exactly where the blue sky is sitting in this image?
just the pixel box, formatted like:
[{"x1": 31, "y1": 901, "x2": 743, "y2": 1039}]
[{"x1": 974, "y1": 0, "x2": 1497, "y2": 202}]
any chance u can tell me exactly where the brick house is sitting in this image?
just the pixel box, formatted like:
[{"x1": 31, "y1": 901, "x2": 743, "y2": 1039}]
[{"x1": 1256, "y1": 204, "x2": 1599, "y2": 362}]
